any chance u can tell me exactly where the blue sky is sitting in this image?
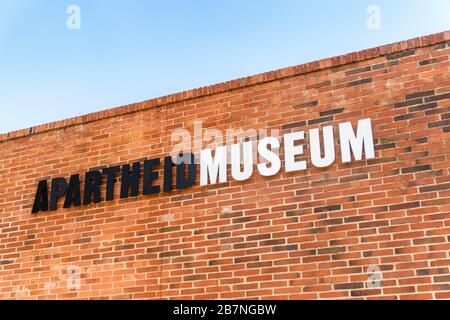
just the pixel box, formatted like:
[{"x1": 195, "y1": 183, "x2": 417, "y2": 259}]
[{"x1": 0, "y1": 0, "x2": 449, "y2": 134}]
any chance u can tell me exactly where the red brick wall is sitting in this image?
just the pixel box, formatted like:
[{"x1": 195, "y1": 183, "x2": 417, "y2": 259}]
[{"x1": 1, "y1": 31, "x2": 449, "y2": 300}]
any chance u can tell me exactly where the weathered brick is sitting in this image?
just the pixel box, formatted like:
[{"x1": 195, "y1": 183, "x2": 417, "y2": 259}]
[
  {"x1": 401, "y1": 165, "x2": 432, "y2": 174},
  {"x1": 405, "y1": 90, "x2": 435, "y2": 100},
  {"x1": 345, "y1": 66, "x2": 371, "y2": 76},
  {"x1": 346, "y1": 78, "x2": 372, "y2": 87},
  {"x1": 387, "y1": 49, "x2": 416, "y2": 60},
  {"x1": 409, "y1": 103, "x2": 438, "y2": 112},
  {"x1": 389, "y1": 202, "x2": 420, "y2": 211},
  {"x1": 306, "y1": 81, "x2": 331, "y2": 90},
  {"x1": 314, "y1": 205, "x2": 342, "y2": 213},
  {"x1": 419, "y1": 183, "x2": 450, "y2": 193},
  {"x1": 425, "y1": 93, "x2": 450, "y2": 103},
  {"x1": 293, "y1": 101, "x2": 318, "y2": 109},
  {"x1": 282, "y1": 120, "x2": 306, "y2": 130},
  {"x1": 307, "y1": 116, "x2": 334, "y2": 125},
  {"x1": 319, "y1": 108, "x2": 345, "y2": 117},
  {"x1": 394, "y1": 98, "x2": 423, "y2": 109}
]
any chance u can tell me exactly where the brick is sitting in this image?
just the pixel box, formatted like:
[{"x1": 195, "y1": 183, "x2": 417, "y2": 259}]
[
  {"x1": 434, "y1": 275, "x2": 450, "y2": 283},
  {"x1": 405, "y1": 90, "x2": 435, "y2": 100},
  {"x1": 306, "y1": 81, "x2": 332, "y2": 90},
  {"x1": 207, "y1": 232, "x2": 231, "y2": 239},
  {"x1": 394, "y1": 113, "x2": 417, "y2": 122},
  {"x1": 394, "y1": 98, "x2": 423, "y2": 109},
  {"x1": 319, "y1": 108, "x2": 345, "y2": 117},
  {"x1": 314, "y1": 205, "x2": 342, "y2": 213},
  {"x1": 419, "y1": 183, "x2": 450, "y2": 193},
  {"x1": 346, "y1": 78, "x2": 373, "y2": 87},
  {"x1": 401, "y1": 165, "x2": 432, "y2": 174},
  {"x1": 293, "y1": 101, "x2": 318, "y2": 109},
  {"x1": 409, "y1": 103, "x2": 438, "y2": 112},
  {"x1": 419, "y1": 58, "x2": 445, "y2": 66},
  {"x1": 334, "y1": 282, "x2": 365, "y2": 290},
  {"x1": 428, "y1": 119, "x2": 450, "y2": 128},
  {"x1": 389, "y1": 202, "x2": 420, "y2": 211},
  {"x1": 425, "y1": 93, "x2": 450, "y2": 103},
  {"x1": 345, "y1": 66, "x2": 371, "y2": 76},
  {"x1": 387, "y1": 49, "x2": 416, "y2": 60},
  {"x1": 282, "y1": 121, "x2": 306, "y2": 130},
  {"x1": 375, "y1": 143, "x2": 396, "y2": 151},
  {"x1": 340, "y1": 174, "x2": 368, "y2": 183},
  {"x1": 308, "y1": 116, "x2": 334, "y2": 125},
  {"x1": 272, "y1": 245, "x2": 299, "y2": 252}
]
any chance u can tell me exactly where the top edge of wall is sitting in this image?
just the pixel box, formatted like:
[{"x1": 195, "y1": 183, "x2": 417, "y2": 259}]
[{"x1": 1, "y1": 30, "x2": 449, "y2": 143}]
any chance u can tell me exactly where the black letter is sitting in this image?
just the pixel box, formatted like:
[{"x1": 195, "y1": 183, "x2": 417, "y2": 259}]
[
  {"x1": 163, "y1": 156, "x2": 174, "y2": 192},
  {"x1": 84, "y1": 171, "x2": 103, "y2": 205},
  {"x1": 102, "y1": 166, "x2": 120, "y2": 201},
  {"x1": 32, "y1": 180, "x2": 49, "y2": 214},
  {"x1": 50, "y1": 178, "x2": 68, "y2": 211},
  {"x1": 143, "y1": 159, "x2": 161, "y2": 195},
  {"x1": 176, "y1": 154, "x2": 196, "y2": 189},
  {"x1": 64, "y1": 174, "x2": 81, "y2": 209},
  {"x1": 120, "y1": 162, "x2": 140, "y2": 198}
]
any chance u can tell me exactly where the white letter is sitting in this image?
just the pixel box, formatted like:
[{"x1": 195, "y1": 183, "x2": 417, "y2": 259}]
[
  {"x1": 366, "y1": 5, "x2": 381, "y2": 30},
  {"x1": 200, "y1": 146, "x2": 227, "y2": 186},
  {"x1": 231, "y1": 142, "x2": 253, "y2": 181},
  {"x1": 339, "y1": 118, "x2": 375, "y2": 163},
  {"x1": 310, "y1": 126, "x2": 335, "y2": 168},
  {"x1": 203, "y1": 128, "x2": 223, "y2": 153},
  {"x1": 171, "y1": 128, "x2": 192, "y2": 165},
  {"x1": 66, "y1": 265, "x2": 81, "y2": 290},
  {"x1": 284, "y1": 131, "x2": 306, "y2": 172},
  {"x1": 366, "y1": 265, "x2": 382, "y2": 288},
  {"x1": 193, "y1": 121, "x2": 203, "y2": 164},
  {"x1": 257, "y1": 137, "x2": 281, "y2": 177},
  {"x1": 66, "y1": 5, "x2": 81, "y2": 30}
]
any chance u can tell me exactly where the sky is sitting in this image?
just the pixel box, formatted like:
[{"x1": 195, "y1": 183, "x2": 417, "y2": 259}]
[{"x1": 0, "y1": 0, "x2": 449, "y2": 134}]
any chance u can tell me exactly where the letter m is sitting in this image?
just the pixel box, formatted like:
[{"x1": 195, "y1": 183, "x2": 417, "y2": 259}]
[
  {"x1": 339, "y1": 118, "x2": 375, "y2": 163},
  {"x1": 200, "y1": 146, "x2": 227, "y2": 186}
]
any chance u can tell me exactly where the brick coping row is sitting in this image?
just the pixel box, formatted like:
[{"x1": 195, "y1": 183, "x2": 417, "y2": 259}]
[{"x1": 1, "y1": 30, "x2": 449, "y2": 143}]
